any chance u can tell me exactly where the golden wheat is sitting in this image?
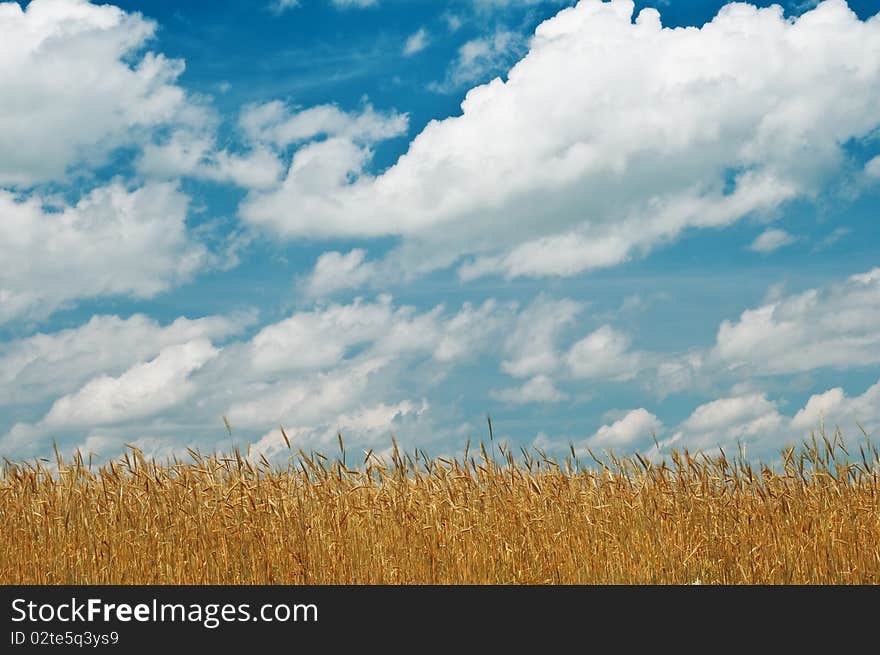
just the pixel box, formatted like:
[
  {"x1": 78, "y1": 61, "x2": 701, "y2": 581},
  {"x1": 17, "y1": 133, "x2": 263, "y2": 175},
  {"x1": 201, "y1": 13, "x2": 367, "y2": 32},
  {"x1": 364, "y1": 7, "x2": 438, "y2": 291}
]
[{"x1": 1, "y1": 430, "x2": 878, "y2": 584}]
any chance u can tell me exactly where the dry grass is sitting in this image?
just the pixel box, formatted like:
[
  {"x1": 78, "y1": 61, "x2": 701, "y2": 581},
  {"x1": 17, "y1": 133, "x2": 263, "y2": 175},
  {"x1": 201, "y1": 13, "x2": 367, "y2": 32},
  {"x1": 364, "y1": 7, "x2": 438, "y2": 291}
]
[{"x1": 1, "y1": 429, "x2": 879, "y2": 584}]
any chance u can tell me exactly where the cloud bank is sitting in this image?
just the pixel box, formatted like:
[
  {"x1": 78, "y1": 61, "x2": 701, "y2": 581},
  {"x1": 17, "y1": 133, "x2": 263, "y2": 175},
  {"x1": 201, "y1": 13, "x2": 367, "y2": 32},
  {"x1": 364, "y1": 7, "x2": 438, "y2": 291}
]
[{"x1": 242, "y1": 0, "x2": 880, "y2": 287}]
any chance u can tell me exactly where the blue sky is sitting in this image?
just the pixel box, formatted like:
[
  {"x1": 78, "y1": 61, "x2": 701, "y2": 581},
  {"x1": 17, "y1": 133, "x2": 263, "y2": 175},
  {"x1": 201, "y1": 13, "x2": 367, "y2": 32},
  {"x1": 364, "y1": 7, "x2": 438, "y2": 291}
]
[{"x1": 1, "y1": 0, "x2": 879, "y2": 464}]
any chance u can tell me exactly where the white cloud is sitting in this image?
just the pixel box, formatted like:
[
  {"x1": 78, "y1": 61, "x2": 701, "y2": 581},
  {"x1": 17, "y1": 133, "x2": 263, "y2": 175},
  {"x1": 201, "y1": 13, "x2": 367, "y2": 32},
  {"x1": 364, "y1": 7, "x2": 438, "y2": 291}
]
[
  {"x1": 566, "y1": 325, "x2": 642, "y2": 381},
  {"x1": 142, "y1": 102, "x2": 407, "y2": 193},
  {"x1": 629, "y1": 266, "x2": 880, "y2": 394},
  {"x1": 0, "y1": 312, "x2": 250, "y2": 407},
  {"x1": 0, "y1": 0, "x2": 205, "y2": 187},
  {"x1": 501, "y1": 296, "x2": 582, "y2": 377},
  {"x1": 460, "y1": 233, "x2": 632, "y2": 280},
  {"x1": 225, "y1": 357, "x2": 388, "y2": 428},
  {"x1": 141, "y1": 296, "x2": 512, "y2": 436},
  {"x1": 645, "y1": 393, "x2": 784, "y2": 458},
  {"x1": 791, "y1": 387, "x2": 845, "y2": 430},
  {"x1": 587, "y1": 408, "x2": 662, "y2": 449},
  {"x1": 749, "y1": 228, "x2": 797, "y2": 253},
  {"x1": 552, "y1": 266, "x2": 880, "y2": 392},
  {"x1": 237, "y1": 103, "x2": 409, "y2": 229},
  {"x1": 301, "y1": 249, "x2": 377, "y2": 298},
  {"x1": 679, "y1": 394, "x2": 781, "y2": 435},
  {"x1": 491, "y1": 375, "x2": 568, "y2": 404},
  {"x1": 248, "y1": 296, "x2": 400, "y2": 374},
  {"x1": 72, "y1": 433, "x2": 191, "y2": 462},
  {"x1": 488, "y1": 266, "x2": 880, "y2": 406},
  {"x1": 533, "y1": 407, "x2": 662, "y2": 455},
  {"x1": 536, "y1": 376, "x2": 880, "y2": 462},
  {"x1": 138, "y1": 130, "x2": 283, "y2": 190},
  {"x1": 431, "y1": 29, "x2": 526, "y2": 91},
  {"x1": 712, "y1": 268, "x2": 880, "y2": 375},
  {"x1": 239, "y1": 101, "x2": 407, "y2": 148},
  {"x1": 0, "y1": 183, "x2": 206, "y2": 323},
  {"x1": 404, "y1": 28, "x2": 430, "y2": 56},
  {"x1": 222, "y1": 296, "x2": 505, "y2": 433},
  {"x1": 330, "y1": 400, "x2": 425, "y2": 441},
  {"x1": 433, "y1": 299, "x2": 516, "y2": 363},
  {"x1": 791, "y1": 381, "x2": 880, "y2": 433},
  {"x1": 659, "y1": 379, "x2": 880, "y2": 458},
  {"x1": 0, "y1": 294, "x2": 518, "y2": 458},
  {"x1": 2, "y1": 338, "x2": 222, "y2": 459},
  {"x1": 652, "y1": 352, "x2": 705, "y2": 396},
  {"x1": 866, "y1": 155, "x2": 880, "y2": 178},
  {"x1": 245, "y1": 295, "x2": 511, "y2": 378},
  {"x1": 44, "y1": 340, "x2": 218, "y2": 426},
  {"x1": 239, "y1": 0, "x2": 880, "y2": 286},
  {"x1": 791, "y1": 1, "x2": 823, "y2": 11},
  {"x1": 6, "y1": 283, "x2": 880, "y2": 463},
  {"x1": 248, "y1": 400, "x2": 423, "y2": 461}
]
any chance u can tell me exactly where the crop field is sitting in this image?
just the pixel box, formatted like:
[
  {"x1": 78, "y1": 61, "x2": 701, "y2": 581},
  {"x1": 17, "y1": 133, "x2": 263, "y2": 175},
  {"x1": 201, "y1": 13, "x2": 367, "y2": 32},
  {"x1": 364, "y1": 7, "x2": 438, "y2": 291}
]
[{"x1": 2, "y1": 431, "x2": 879, "y2": 584}]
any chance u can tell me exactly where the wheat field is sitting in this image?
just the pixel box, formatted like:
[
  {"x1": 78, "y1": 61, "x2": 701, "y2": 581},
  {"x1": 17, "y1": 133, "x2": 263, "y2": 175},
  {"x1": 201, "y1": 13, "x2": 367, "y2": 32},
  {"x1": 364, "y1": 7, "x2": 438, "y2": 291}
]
[{"x1": 2, "y1": 429, "x2": 879, "y2": 584}]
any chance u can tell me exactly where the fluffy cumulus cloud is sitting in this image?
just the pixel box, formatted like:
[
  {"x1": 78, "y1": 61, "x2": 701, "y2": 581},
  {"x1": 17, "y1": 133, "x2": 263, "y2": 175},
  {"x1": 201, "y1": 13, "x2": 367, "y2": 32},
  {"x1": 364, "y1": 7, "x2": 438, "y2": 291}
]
[
  {"x1": 587, "y1": 408, "x2": 662, "y2": 449},
  {"x1": 536, "y1": 378, "x2": 880, "y2": 461},
  {"x1": 0, "y1": 183, "x2": 206, "y2": 323},
  {"x1": 566, "y1": 325, "x2": 642, "y2": 381},
  {"x1": 0, "y1": 296, "x2": 514, "y2": 459},
  {"x1": 0, "y1": 0, "x2": 224, "y2": 324},
  {"x1": 300, "y1": 249, "x2": 377, "y2": 298},
  {"x1": 240, "y1": 0, "x2": 880, "y2": 285},
  {"x1": 3, "y1": 339, "x2": 222, "y2": 458},
  {"x1": 247, "y1": 295, "x2": 405, "y2": 374},
  {"x1": 278, "y1": 266, "x2": 880, "y2": 458},
  {"x1": 0, "y1": 312, "x2": 250, "y2": 407},
  {"x1": 5, "y1": 280, "x2": 880, "y2": 461},
  {"x1": 657, "y1": 379, "x2": 880, "y2": 459},
  {"x1": 432, "y1": 299, "x2": 516, "y2": 363},
  {"x1": 711, "y1": 268, "x2": 880, "y2": 376},
  {"x1": 791, "y1": 382, "x2": 880, "y2": 432},
  {"x1": 221, "y1": 357, "x2": 389, "y2": 429},
  {"x1": 248, "y1": 400, "x2": 426, "y2": 462},
  {"x1": 238, "y1": 102, "x2": 412, "y2": 228},
  {"x1": 138, "y1": 100, "x2": 409, "y2": 191},
  {"x1": 0, "y1": 0, "x2": 205, "y2": 187},
  {"x1": 515, "y1": 266, "x2": 880, "y2": 395},
  {"x1": 534, "y1": 407, "x2": 662, "y2": 455},
  {"x1": 500, "y1": 296, "x2": 582, "y2": 378},
  {"x1": 43, "y1": 340, "x2": 219, "y2": 427},
  {"x1": 670, "y1": 394, "x2": 785, "y2": 452},
  {"x1": 138, "y1": 130, "x2": 284, "y2": 190},
  {"x1": 3, "y1": 0, "x2": 878, "y2": 466}
]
